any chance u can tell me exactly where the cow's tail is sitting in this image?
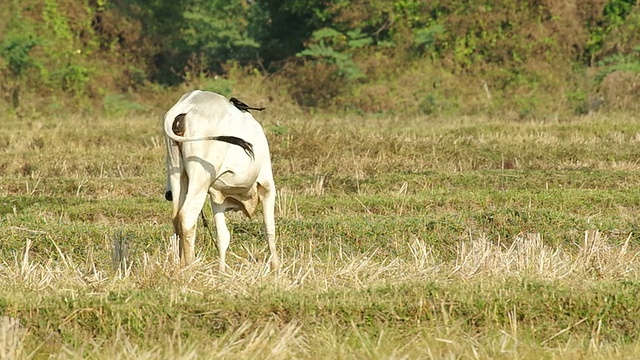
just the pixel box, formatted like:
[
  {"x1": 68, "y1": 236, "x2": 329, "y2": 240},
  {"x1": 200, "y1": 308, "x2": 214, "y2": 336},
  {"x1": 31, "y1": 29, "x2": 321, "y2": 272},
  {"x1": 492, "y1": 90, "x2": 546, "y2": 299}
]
[{"x1": 164, "y1": 112, "x2": 254, "y2": 159}]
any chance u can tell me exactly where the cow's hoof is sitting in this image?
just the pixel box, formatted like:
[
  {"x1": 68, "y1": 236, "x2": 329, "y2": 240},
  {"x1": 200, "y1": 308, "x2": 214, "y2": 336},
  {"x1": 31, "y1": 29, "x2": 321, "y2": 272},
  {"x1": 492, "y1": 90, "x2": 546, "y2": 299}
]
[{"x1": 164, "y1": 191, "x2": 173, "y2": 201}]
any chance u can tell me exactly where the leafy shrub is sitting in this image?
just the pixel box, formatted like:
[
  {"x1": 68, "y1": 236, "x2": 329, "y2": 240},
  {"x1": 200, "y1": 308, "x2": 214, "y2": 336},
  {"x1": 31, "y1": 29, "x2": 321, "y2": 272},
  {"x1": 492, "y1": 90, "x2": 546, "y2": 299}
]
[
  {"x1": 0, "y1": 35, "x2": 40, "y2": 80},
  {"x1": 180, "y1": 1, "x2": 259, "y2": 70},
  {"x1": 0, "y1": 34, "x2": 41, "y2": 108},
  {"x1": 296, "y1": 27, "x2": 372, "y2": 80},
  {"x1": 412, "y1": 24, "x2": 445, "y2": 55},
  {"x1": 0, "y1": 2, "x2": 42, "y2": 109},
  {"x1": 59, "y1": 64, "x2": 91, "y2": 96}
]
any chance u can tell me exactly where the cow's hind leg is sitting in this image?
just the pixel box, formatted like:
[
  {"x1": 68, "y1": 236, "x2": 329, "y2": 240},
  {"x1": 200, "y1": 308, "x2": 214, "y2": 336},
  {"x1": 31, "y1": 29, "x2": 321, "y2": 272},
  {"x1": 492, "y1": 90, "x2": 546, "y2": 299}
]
[
  {"x1": 177, "y1": 178, "x2": 209, "y2": 267},
  {"x1": 258, "y1": 182, "x2": 279, "y2": 271},
  {"x1": 210, "y1": 202, "x2": 231, "y2": 273},
  {"x1": 168, "y1": 146, "x2": 187, "y2": 263}
]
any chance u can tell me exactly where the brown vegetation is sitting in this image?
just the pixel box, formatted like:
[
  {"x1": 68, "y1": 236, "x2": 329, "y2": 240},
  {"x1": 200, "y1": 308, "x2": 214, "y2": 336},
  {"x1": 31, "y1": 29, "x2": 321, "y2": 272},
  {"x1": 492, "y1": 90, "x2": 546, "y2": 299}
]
[{"x1": 2, "y1": 0, "x2": 640, "y2": 117}]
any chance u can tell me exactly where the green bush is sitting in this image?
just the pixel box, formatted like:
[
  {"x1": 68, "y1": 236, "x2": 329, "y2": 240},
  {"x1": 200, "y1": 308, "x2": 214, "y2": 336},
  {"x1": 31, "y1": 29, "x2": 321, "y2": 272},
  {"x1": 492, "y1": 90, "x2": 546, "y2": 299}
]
[
  {"x1": 296, "y1": 27, "x2": 372, "y2": 80},
  {"x1": 3, "y1": 0, "x2": 640, "y2": 115}
]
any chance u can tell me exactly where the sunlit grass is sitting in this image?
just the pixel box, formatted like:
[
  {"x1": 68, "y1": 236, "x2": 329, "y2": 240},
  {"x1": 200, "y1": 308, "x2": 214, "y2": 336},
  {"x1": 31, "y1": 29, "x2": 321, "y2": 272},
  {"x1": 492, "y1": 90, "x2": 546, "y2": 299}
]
[{"x1": 2, "y1": 111, "x2": 640, "y2": 358}]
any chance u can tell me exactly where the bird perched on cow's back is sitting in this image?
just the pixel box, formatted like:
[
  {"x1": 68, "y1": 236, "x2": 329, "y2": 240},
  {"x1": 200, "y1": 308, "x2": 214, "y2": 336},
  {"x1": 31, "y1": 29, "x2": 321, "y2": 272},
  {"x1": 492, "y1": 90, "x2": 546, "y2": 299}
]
[{"x1": 230, "y1": 97, "x2": 265, "y2": 113}]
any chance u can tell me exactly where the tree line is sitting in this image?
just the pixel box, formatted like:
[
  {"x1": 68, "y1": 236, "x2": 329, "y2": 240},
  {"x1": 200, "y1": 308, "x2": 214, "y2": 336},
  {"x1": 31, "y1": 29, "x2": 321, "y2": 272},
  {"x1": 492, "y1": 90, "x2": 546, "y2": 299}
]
[{"x1": 1, "y1": 0, "x2": 640, "y2": 116}]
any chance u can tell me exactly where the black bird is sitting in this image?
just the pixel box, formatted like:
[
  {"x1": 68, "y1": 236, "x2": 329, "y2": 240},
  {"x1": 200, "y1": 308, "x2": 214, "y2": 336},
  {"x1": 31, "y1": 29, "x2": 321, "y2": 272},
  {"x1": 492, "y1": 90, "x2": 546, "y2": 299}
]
[{"x1": 230, "y1": 97, "x2": 265, "y2": 112}]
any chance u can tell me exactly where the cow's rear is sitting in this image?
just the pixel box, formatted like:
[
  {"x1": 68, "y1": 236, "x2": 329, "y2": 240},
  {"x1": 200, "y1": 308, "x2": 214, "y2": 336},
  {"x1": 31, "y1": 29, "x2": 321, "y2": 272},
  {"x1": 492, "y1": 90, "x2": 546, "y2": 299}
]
[{"x1": 163, "y1": 90, "x2": 279, "y2": 271}]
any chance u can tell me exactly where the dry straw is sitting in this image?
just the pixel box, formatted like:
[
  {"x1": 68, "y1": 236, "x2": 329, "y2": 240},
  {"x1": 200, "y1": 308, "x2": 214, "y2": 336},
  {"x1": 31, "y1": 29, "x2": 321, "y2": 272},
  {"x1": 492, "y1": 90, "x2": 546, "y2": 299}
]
[
  {"x1": 2, "y1": 229, "x2": 639, "y2": 359},
  {"x1": 3, "y1": 229, "x2": 638, "y2": 296}
]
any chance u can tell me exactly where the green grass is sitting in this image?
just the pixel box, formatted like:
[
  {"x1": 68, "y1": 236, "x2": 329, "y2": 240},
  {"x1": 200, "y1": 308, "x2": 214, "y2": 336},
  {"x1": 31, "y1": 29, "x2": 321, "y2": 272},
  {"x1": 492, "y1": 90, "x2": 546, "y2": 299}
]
[{"x1": 2, "y1": 111, "x2": 640, "y2": 358}]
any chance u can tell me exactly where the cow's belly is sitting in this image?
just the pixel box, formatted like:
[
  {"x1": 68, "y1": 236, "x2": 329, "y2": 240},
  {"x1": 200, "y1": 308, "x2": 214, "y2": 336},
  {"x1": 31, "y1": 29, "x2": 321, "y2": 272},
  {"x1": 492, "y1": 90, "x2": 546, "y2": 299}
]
[
  {"x1": 209, "y1": 178, "x2": 260, "y2": 217},
  {"x1": 211, "y1": 169, "x2": 258, "y2": 194}
]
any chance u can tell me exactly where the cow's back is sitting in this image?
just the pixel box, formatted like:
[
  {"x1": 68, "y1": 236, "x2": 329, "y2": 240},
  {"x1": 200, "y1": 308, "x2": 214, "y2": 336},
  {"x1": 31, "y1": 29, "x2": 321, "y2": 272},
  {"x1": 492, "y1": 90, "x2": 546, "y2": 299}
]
[{"x1": 168, "y1": 91, "x2": 270, "y2": 191}]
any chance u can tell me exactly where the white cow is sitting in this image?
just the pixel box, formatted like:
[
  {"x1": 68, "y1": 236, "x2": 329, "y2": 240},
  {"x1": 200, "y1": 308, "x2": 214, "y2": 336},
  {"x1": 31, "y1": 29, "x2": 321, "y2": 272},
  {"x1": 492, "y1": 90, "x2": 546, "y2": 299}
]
[{"x1": 163, "y1": 90, "x2": 279, "y2": 272}]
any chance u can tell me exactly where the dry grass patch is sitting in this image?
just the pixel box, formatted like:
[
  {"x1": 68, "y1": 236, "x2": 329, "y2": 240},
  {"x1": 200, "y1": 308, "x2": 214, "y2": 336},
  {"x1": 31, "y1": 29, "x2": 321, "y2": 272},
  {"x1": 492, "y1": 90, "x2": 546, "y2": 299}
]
[
  {"x1": 3, "y1": 111, "x2": 640, "y2": 358},
  {"x1": 452, "y1": 230, "x2": 640, "y2": 281},
  {"x1": 2, "y1": 229, "x2": 640, "y2": 358}
]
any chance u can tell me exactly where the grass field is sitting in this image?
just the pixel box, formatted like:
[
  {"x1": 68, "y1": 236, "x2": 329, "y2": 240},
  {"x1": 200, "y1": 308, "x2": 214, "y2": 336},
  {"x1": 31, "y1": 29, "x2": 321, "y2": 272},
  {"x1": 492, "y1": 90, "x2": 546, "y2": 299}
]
[{"x1": 2, "y1": 108, "x2": 640, "y2": 359}]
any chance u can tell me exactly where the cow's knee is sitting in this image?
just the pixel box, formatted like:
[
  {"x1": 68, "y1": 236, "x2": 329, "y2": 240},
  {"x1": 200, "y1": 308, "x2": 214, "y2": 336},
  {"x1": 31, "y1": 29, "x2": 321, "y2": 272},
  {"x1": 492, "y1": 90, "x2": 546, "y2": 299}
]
[{"x1": 165, "y1": 190, "x2": 173, "y2": 201}]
